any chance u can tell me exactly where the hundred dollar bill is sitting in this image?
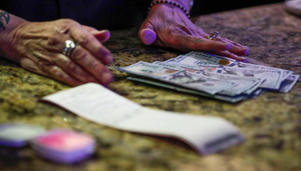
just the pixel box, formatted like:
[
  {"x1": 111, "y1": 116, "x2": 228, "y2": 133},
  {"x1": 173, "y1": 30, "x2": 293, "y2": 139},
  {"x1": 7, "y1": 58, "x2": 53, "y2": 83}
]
[
  {"x1": 216, "y1": 66, "x2": 284, "y2": 90},
  {"x1": 154, "y1": 61, "x2": 263, "y2": 96},
  {"x1": 160, "y1": 57, "x2": 284, "y2": 90},
  {"x1": 119, "y1": 62, "x2": 237, "y2": 95},
  {"x1": 165, "y1": 51, "x2": 291, "y2": 82},
  {"x1": 279, "y1": 74, "x2": 299, "y2": 93},
  {"x1": 229, "y1": 60, "x2": 293, "y2": 81},
  {"x1": 203, "y1": 72, "x2": 263, "y2": 96},
  {"x1": 179, "y1": 51, "x2": 291, "y2": 73},
  {"x1": 159, "y1": 70, "x2": 238, "y2": 95},
  {"x1": 164, "y1": 52, "x2": 235, "y2": 66},
  {"x1": 127, "y1": 76, "x2": 249, "y2": 103}
]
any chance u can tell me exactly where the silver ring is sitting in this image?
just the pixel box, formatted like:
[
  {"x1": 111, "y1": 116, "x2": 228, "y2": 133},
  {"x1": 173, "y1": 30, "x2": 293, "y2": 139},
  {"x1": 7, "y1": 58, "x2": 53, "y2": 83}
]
[
  {"x1": 208, "y1": 31, "x2": 220, "y2": 40},
  {"x1": 62, "y1": 40, "x2": 76, "y2": 57}
]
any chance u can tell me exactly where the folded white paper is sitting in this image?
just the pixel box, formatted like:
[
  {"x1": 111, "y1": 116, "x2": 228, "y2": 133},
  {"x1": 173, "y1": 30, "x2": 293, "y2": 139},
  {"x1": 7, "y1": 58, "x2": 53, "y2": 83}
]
[{"x1": 42, "y1": 83, "x2": 244, "y2": 154}]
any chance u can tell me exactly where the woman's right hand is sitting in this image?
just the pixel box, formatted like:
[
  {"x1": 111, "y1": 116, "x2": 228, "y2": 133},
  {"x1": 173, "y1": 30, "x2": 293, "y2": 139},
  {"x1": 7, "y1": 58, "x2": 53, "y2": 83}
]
[{"x1": 3, "y1": 19, "x2": 113, "y2": 86}]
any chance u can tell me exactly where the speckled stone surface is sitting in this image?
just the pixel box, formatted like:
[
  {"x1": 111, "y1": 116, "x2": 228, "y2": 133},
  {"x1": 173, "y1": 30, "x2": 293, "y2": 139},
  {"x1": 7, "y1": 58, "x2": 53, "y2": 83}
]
[{"x1": 0, "y1": 3, "x2": 301, "y2": 171}]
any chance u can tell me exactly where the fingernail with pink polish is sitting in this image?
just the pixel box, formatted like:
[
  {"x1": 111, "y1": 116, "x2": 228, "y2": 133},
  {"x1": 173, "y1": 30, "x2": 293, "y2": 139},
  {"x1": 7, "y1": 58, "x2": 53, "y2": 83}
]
[
  {"x1": 98, "y1": 30, "x2": 111, "y2": 42},
  {"x1": 105, "y1": 55, "x2": 114, "y2": 64},
  {"x1": 226, "y1": 43, "x2": 232, "y2": 50},
  {"x1": 142, "y1": 29, "x2": 156, "y2": 45},
  {"x1": 243, "y1": 48, "x2": 249, "y2": 56},
  {"x1": 102, "y1": 72, "x2": 113, "y2": 85}
]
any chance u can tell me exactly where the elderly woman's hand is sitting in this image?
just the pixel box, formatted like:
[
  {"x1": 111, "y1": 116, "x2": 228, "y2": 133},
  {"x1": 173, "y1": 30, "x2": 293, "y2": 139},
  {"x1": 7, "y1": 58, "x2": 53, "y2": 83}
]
[
  {"x1": 4, "y1": 19, "x2": 113, "y2": 86},
  {"x1": 139, "y1": 3, "x2": 249, "y2": 61}
]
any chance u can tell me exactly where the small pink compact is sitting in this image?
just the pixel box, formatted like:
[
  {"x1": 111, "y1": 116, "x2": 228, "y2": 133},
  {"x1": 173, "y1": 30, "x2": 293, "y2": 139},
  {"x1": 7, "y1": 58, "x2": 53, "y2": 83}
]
[{"x1": 32, "y1": 129, "x2": 95, "y2": 164}]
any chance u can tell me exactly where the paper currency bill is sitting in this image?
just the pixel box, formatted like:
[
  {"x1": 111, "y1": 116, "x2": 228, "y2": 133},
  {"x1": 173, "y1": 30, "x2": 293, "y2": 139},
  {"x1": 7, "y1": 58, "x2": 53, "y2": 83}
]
[
  {"x1": 229, "y1": 60, "x2": 293, "y2": 82},
  {"x1": 164, "y1": 52, "x2": 235, "y2": 66},
  {"x1": 168, "y1": 51, "x2": 292, "y2": 72},
  {"x1": 175, "y1": 51, "x2": 291, "y2": 75},
  {"x1": 154, "y1": 61, "x2": 263, "y2": 96},
  {"x1": 216, "y1": 66, "x2": 284, "y2": 90},
  {"x1": 127, "y1": 76, "x2": 250, "y2": 103},
  {"x1": 279, "y1": 74, "x2": 299, "y2": 93},
  {"x1": 118, "y1": 51, "x2": 297, "y2": 102},
  {"x1": 119, "y1": 62, "x2": 237, "y2": 95},
  {"x1": 160, "y1": 55, "x2": 284, "y2": 90}
]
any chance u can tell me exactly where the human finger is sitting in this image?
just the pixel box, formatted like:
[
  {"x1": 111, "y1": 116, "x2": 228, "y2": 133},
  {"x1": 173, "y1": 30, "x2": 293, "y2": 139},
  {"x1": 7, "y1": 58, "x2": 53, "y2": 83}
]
[
  {"x1": 226, "y1": 39, "x2": 249, "y2": 56},
  {"x1": 213, "y1": 36, "x2": 249, "y2": 56},
  {"x1": 93, "y1": 30, "x2": 111, "y2": 43},
  {"x1": 202, "y1": 34, "x2": 248, "y2": 61},
  {"x1": 20, "y1": 58, "x2": 47, "y2": 76},
  {"x1": 82, "y1": 25, "x2": 98, "y2": 32},
  {"x1": 70, "y1": 45, "x2": 113, "y2": 86},
  {"x1": 139, "y1": 22, "x2": 157, "y2": 45},
  {"x1": 54, "y1": 54, "x2": 99, "y2": 83},
  {"x1": 168, "y1": 34, "x2": 231, "y2": 52},
  {"x1": 37, "y1": 61, "x2": 82, "y2": 86},
  {"x1": 212, "y1": 50, "x2": 248, "y2": 62},
  {"x1": 82, "y1": 26, "x2": 111, "y2": 43},
  {"x1": 70, "y1": 26, "x2": 113, "y2": 65}
]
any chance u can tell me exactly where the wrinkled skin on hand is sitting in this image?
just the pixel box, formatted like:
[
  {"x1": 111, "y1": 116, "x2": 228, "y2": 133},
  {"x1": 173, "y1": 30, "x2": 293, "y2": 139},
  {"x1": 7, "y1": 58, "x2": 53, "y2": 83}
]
[
  {"x1": 139, "y1": 4, "x2": 249, "y2": 61},
  {"x1": 4, "y1": 19, "x2": 113, "y2": 86}
]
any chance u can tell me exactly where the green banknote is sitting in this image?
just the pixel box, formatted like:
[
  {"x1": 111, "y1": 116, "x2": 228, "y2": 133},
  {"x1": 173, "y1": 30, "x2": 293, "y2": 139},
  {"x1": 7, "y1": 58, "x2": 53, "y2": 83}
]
[{"x1": 127, "y1": 76, "x2": 249, "y2": 103}]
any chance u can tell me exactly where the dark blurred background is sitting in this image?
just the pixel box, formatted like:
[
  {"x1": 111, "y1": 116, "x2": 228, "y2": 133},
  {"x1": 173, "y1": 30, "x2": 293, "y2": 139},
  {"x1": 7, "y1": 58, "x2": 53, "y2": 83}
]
[
  {"x1": 128, "y1": 0, "x2": 284, "y2": 29},
  {"x1": 191, "y1": 0, "x2": 284, "y2": 16},
  {"x1": 1, "y1": 0, "x2": 285, "y2": 29},
  {"x1": 190, "y1": 0, "x2": 283, "y2": 16}
]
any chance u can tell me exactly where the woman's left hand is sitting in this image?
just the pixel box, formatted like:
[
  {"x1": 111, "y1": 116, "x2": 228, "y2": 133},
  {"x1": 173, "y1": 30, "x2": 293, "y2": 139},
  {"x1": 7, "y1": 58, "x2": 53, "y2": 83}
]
[{"x1": 139, "y1": 3, "x2": 249, "y2": 61}]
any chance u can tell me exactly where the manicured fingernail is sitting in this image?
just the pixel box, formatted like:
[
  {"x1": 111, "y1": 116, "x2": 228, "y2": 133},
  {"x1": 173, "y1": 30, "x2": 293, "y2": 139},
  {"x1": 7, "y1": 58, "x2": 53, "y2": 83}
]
[
  {"x1": 243, "y1": 58, "x2": 249, "y2": 63},
  {"x1": 105, "y1": 55, "x2": 114, "y2": 64},
  {"x1": 101, "y1": 72, "x2": 113, "y2": 85},
  {"x1": 243, "y1": 48, "x2": 249, "y2": 56},
  {"x1": 93, "y1": 30, "x2": 111, "y2": 43},
  {"x1": 141, "y1": 29, "x2": 156, "y2": 45},
  {"x1": 99, "y1": 30, "x2": 110, "y2": 41},
  {"x1": 226, "y1": 43, "x2": 232, "y2": 50}
]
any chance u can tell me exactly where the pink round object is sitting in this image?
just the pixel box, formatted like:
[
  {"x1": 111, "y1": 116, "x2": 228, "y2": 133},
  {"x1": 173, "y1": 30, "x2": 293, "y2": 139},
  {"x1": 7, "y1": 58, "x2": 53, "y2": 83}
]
[{"x1": 141, "y1": 29, "x2": 157, "y2": 45}]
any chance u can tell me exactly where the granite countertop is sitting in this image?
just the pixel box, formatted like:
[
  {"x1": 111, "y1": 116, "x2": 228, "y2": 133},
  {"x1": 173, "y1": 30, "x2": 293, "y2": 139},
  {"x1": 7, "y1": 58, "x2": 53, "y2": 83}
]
[{"x1": 0, "y1": 3, "x2": 301, "y2": 171}]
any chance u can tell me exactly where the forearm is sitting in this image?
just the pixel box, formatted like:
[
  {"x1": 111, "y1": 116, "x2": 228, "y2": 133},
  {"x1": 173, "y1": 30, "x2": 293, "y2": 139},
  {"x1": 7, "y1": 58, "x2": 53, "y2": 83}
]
[{"x1": 0, "y1": 10, "x2": 28, "y2": 62}]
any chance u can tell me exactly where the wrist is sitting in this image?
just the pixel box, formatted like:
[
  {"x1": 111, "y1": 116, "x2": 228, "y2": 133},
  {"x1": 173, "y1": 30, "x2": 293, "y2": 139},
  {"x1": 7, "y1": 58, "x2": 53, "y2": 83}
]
[
  {"x1": 152, "y1": 0, "x2": 193, "y2": 11},
  {"x1": 0, "y1": 11, "x2": 28, "y2": 62},
  {"x1": 150, "y1": 0, "x2": 193, "y2": 18}
]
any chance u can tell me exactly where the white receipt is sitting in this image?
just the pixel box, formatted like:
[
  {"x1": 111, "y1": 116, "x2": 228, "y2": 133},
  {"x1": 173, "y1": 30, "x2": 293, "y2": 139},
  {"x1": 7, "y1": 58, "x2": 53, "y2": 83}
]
[{"x1": 42, "y1": 83, "x2": 244, "y2": 155}]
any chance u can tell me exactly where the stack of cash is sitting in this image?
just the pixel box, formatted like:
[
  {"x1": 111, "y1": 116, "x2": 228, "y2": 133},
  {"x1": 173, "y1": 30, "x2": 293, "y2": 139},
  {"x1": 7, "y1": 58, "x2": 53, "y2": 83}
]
[{"x1": 119, "y1": 52, "x2": 299, "y2": 103}]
